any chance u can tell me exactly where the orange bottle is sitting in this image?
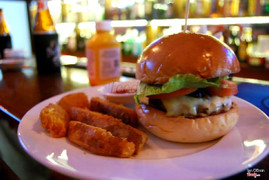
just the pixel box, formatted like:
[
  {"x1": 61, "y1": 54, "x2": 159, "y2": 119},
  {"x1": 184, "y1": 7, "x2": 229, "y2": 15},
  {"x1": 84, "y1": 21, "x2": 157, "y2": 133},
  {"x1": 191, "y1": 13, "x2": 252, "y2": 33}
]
[
  {"x1": 86, "y1": 21, "x2": 121, "y2": 86},
  {"x1": 33, "y1": 0, "x2": 55, "y2": 33}
]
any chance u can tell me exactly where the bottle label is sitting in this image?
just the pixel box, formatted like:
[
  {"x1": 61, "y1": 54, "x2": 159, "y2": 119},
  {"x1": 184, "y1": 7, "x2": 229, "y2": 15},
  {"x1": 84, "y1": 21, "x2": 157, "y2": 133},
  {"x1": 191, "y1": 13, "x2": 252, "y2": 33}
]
[
  {"x1": 99, "y1": 47, "x2": 121, "y2": 79},
  {"x1": 33, "y1": 34, "x2": 61, "y2": 74},
  {"x1": 86, "y1": 49, "x2": 95, "y2": 78}
]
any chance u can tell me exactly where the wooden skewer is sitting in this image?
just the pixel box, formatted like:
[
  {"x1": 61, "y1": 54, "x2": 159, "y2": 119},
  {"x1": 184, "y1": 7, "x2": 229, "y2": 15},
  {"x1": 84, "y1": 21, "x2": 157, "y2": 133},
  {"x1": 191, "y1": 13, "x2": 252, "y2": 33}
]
[{"x1": 184, "y1": 0, "x2": 190, "y2": 33}]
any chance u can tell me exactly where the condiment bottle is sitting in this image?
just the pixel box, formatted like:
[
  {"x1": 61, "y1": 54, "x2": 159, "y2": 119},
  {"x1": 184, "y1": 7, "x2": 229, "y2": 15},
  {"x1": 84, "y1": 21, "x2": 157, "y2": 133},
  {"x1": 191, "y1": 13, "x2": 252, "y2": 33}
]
[
  {"x1": 0, "y1": 8, "x2": 12, "y2": 59},
  {"x1": 86, "y1": 21, "x2": 121, "y2": 86},
  {"x1": 33, "y1": 0, "x2": 61, "y2": 74}
]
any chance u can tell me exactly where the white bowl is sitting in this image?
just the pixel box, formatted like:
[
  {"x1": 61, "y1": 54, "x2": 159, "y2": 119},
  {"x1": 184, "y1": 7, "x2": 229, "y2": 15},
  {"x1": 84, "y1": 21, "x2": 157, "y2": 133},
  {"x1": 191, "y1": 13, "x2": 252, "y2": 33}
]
[
  {"x1": 0, "y1": 59, "x2": 24, "y2": 71},
  {"x1": 101, "y1": 91, "x2": 136, "y2": 105},
  {"x1": 99, "y1": 80, "x2": 140, "y2": 105}
]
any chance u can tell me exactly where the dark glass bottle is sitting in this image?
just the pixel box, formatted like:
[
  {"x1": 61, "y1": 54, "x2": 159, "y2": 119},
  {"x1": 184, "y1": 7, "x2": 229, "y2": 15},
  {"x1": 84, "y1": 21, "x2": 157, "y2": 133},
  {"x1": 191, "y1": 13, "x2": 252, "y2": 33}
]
[
  {"x1": 262, "y1": 0, "x2": 269, "y2": 15},
  {"x1": 0, "y1": 9, "x2": 12, "y2": 59},
  {"x1": 32, "y1": 0, "x2": 61, "y2": 74}
]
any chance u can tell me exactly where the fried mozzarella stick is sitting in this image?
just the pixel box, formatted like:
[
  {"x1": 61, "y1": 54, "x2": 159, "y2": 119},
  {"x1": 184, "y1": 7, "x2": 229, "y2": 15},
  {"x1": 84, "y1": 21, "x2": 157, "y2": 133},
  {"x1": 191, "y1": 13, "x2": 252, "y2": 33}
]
[
  {"x1": 68, "y1": 121, "x2": 135, "y2": 158},
  {"x1": 90, "y1": 97, "x2": 138, "y2": 127},
  {"x1": 70, "y1": 107, "x2": 148, "y2": 154},
  {"x1": 58, "y1": 92, "x2": 90, "y2": 114},
  {"x1": 40, "y1": 103, "x2": 70, "y2": 138}
]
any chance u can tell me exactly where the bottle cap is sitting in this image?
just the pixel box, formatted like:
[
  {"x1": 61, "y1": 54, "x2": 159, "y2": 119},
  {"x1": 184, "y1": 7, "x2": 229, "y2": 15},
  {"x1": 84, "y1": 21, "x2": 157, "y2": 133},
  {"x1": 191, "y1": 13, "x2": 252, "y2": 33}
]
[{"x1": 96, "y1": 20, "x2": 113, "y2": 31}]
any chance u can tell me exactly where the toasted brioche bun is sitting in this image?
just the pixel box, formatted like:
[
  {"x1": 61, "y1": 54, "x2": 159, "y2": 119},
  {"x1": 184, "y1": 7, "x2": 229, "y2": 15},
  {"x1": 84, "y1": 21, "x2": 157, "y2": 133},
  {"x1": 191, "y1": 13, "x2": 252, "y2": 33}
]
[
  {"x1": 136, "y1": 32, "x2": 240, "y2": 84},
  {"x1": 136, "y1": 103, "x2": 239, "y2": 143}
]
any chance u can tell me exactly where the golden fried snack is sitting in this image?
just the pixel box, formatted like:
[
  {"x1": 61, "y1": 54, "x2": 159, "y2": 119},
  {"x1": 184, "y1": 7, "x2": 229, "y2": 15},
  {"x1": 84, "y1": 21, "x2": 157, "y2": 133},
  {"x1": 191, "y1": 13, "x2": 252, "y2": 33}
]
[
  {"x1": 40, "y1": 103, "x2": 69, "y2": 138},
  {"x1": 70, "y1": 107, "x2": 148, "y2": 154},
  {"x1": 90, "y1": 97, "x2": 138, "y2": 127},
  {"x1": 58, "y1": 92, "x2": 90, "y2": 114},
  {"x1": 68, "y1": 121, "x2": 135, "y2": 158}
]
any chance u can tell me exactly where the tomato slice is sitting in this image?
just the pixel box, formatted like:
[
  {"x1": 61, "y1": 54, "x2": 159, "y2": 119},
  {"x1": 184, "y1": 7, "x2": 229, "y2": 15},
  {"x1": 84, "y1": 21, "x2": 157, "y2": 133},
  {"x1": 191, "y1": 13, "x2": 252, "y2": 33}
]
[
  {"x1": 206, "y1": 79, "x2": 238, "y2": 97},
  {"x1": 148, "y1": 88, "x2": 197, "y2": 99}
]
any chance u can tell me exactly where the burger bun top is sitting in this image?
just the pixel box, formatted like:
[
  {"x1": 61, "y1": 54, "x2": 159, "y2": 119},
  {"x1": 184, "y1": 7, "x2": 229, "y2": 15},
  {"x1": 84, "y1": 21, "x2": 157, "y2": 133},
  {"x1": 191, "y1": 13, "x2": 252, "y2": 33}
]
[{"x1": 136, "y1": 32, "x2": 240, "y2": 84}]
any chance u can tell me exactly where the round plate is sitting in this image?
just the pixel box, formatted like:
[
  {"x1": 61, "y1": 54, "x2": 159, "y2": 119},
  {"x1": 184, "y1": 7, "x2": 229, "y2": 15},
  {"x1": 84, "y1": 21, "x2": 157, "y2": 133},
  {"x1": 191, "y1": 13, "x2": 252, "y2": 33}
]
[{"x1": 17, "y1": 86, "x2": 269, "y2": 179}]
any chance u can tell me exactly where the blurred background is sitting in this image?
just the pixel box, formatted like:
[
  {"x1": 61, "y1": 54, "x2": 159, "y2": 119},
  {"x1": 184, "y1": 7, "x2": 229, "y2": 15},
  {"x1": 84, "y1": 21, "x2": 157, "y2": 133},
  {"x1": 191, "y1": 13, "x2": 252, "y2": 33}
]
[{"x1": 1, "y1": 0, "x2": 269, "y2": 69}]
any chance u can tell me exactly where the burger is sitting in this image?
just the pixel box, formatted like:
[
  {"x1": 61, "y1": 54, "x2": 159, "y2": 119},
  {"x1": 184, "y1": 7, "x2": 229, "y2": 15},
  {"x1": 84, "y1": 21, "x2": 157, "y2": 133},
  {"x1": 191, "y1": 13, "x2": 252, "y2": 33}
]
[{"x1": 135, "y1": 32, "x2": 240, "y2": 143}]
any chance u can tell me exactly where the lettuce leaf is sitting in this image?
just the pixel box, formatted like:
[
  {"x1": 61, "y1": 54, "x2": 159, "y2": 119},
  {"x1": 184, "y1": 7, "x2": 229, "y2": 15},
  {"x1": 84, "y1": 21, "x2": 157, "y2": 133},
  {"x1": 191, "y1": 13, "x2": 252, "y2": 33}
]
[{"x1": 135, "y1": 74, "x2": 221, "y2": 101}]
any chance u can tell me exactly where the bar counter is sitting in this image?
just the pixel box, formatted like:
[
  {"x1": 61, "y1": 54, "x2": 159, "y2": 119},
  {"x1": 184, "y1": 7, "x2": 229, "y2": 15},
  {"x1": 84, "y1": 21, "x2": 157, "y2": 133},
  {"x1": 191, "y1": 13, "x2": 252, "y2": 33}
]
[{"x1": 0, "y1": 65, "x2": 269, "y2": 179}]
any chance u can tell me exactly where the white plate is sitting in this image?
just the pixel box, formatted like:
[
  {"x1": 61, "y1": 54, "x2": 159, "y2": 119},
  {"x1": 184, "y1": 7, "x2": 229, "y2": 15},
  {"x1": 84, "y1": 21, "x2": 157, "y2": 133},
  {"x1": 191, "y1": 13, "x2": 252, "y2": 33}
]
[{"x1": 17, "y1": 86, "x2": 269, "y2": 180}]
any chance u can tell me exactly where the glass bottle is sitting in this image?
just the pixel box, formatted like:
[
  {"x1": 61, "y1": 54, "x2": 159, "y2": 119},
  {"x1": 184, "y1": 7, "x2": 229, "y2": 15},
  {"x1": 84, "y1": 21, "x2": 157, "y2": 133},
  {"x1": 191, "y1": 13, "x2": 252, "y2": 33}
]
[
  {"x1": 32, "y1": 0, "x2": 61, "y2": 74},
  {"x1": 0, "y1": 9, "x2": 12, "y2": 59},
  {"x1": 248, "y1": 0, "x2": 257, "y2": 16},
  {"x1": 228, "y1": 26, "x2": 240, "y2": 57},
  {"x1": 196, "y1": 0, "x2": 212, "y2": 17},
  {"x1": 262, "y1": 0, "x2": 269, "y2": 15},
  {"x1": 86, "y1": 21, "x2": 121, "y2": 86},
  {"x1": 238, "y1": 27, "x2": 252, "y2": 62},
  {"x1": 75, "y1": 12, "x2": 85, "y2": 52}
]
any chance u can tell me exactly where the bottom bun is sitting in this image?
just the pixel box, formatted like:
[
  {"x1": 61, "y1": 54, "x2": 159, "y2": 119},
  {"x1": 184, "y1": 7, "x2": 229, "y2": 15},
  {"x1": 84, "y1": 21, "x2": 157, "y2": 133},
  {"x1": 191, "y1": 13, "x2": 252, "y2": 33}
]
[{"x1": 136, "y1": 103, "x2": 239, "y2": 143}]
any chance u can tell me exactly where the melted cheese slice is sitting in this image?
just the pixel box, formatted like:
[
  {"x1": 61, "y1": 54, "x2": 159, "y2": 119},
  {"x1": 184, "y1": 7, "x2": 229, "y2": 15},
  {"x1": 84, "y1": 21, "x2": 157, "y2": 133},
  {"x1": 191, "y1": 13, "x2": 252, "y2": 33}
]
[{"x1": 162, "y1": 96, "x2": 233, "y2": 117}]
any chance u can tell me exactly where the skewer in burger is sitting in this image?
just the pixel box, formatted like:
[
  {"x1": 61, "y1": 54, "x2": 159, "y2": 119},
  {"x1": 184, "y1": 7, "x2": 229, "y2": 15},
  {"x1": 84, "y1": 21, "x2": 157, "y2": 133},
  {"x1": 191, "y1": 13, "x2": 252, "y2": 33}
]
[{"x1": 135, "y1": 32, "x2": 240, "y2": 143}]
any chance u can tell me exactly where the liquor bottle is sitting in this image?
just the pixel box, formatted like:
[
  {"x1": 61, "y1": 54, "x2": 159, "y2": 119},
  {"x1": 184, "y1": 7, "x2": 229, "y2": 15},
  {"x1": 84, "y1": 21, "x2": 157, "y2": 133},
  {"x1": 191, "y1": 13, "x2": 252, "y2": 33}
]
[
  {"x1": 262, "y1": 0, "x2": 269, "y2": 15},
  {"x1": 75, "y1": 12, "x2": 85, "y2": 52},
  {"x1": 230, "y1": 0, "x2": 240, "y2": 17},
  {"x1": 0, "y1": 9, "x2": 12, "y2": 59},
  {"x1": 145, "y1": 0, "x2": 153, "y2": 20},
  {"x1": 248, "y1": 0, "x2": 257, "y2": 16},
  {"x1": 238, "y1": 27, "x2": 252, "y2": 62},
  {"x1": 218, "y1": 0, "x2": 240, "y2": 17},
  {"x1": 196, "y1": 0, "x2": 212, "y2": 17},
  {"x1": 33, "y1": 0, "x2": 61, "y2": 74},
  {"x1": 228, "y1": 26, "x2": 240, "y2": 57},
  {"x1": 86, "y1": 21, "x2": 121, "y2": 86}
]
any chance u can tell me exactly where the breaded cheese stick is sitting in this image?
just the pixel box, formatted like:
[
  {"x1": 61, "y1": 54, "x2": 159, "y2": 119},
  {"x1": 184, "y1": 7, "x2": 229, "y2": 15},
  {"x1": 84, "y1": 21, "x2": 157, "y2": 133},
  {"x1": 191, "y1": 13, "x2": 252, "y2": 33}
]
[
  {"x1": 40, "y1": 103, "x2": 70, "y2": 138},
  {"x1": 70, "y1": 107, "x2": 148, "y2": 154},
  {"x1": 58, "y1": 92, "x2": 90, "y2": 114},
  {"x1": 68, "y1": 121, "x2": 135, "y2": 158},
  {"x1": 90, "y1": 97, "x2": 138, "y2": 127}
]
